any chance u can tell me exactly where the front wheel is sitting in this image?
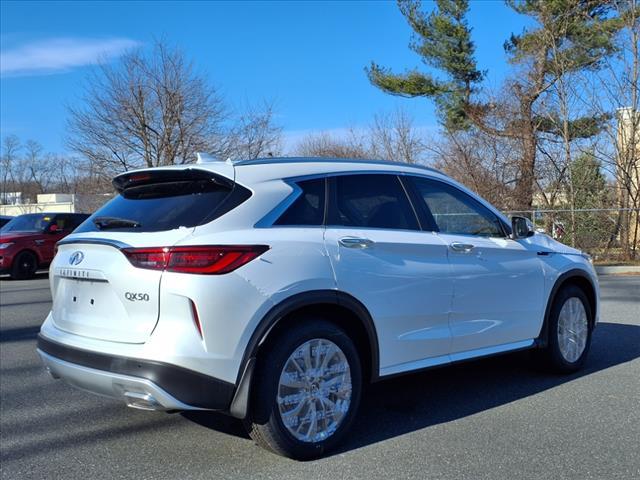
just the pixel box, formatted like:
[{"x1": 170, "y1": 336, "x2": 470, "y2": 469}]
[
  {"x1": 246, "y1": 319, "x2": 362, "y2": 459},
  {"x1": 537, "y1": 285, "x2": 593, "y2": 373}
]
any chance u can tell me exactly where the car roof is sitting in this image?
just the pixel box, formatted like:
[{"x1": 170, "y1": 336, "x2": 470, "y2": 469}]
[
  {"x1": 13, "y1": 212, "x2": 87, "y2": 217},
  {"x1": 235, "y1": 156, "x2": 443, "y2": 180},
  {"x1": 117, "y1": 156, "x2": 450, "y2": 183},
  {"x1": 235, "y1": 157, "x2": 451, "y2": 184}
]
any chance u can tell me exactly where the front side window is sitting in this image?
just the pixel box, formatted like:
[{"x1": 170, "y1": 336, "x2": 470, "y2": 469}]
[
  {"x1": 274, "y1": 178, "x2": 325, "y2": 226},
  {"x1": 410, "y1": 177, "x2": 504, "y2": 237},
  {"x1": 330, "y1": 174, "x2": 419, "y2": 230}
]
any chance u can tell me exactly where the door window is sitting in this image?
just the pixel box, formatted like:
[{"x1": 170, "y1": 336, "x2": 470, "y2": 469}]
[
  {"x1": 410, "y1": 177, "x2": 504, "y2": 237},
  {"x1": 52, "y1": 215, "x2": 69, "y2": 231},
  {"x1": 329, "y1": 174, "x2": 419, "y2": 230}
]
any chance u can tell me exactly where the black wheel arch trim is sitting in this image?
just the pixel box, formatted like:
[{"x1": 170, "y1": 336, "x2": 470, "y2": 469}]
[
  {"x1": 536, "y1": 268, "x2": 597, "y2": 348},
  {"x1": 229, "y1": 290, "x2": 380, "y2": 419}
]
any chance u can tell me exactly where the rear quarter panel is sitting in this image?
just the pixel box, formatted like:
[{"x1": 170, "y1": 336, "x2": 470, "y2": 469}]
[{"x1": 156, "y1": 227, "x2": 336, "y2": 383}]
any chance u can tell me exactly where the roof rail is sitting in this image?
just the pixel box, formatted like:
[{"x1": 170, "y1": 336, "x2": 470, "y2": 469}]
[{"x1": 234, "y1": 156, "x2": 446, "y2": 176}]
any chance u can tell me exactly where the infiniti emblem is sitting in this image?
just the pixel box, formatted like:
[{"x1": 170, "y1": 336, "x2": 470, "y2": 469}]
[{"x1": 69, "y1": 251, "x2": 85, "y2": 266}]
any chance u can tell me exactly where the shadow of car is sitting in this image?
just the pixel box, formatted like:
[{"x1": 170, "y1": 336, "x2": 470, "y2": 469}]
[{"x1": 182, "y1": 321, "x2": 640, "y2": 455}]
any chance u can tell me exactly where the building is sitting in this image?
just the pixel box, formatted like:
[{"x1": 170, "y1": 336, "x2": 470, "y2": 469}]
[
  {"x1": 616, "y1": 107, "x2": 640, "y2": 256},
  {"x1": 0, "y1": 193, "x2": 111, "y2": 217}
]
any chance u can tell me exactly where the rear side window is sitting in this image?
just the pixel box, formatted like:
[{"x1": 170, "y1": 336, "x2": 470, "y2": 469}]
[
  {"x1": 51, "y1": 215, "x2": 70, "y2": 231},
  {"x1": 52, "y1": 214, "x2": 87, "y2": 231},
  {"x1": 329, "y1": 174, "x2": 419, "y2": 230},
  {"x1": 410, "y1": 177, "x2": 504, "y2": 237},
  {"x1": 275, "y1": 178, "x2": 326, "y2": 226},
  {"x1": 75, "y1": 178, "x2": 250, "y2": 233}
]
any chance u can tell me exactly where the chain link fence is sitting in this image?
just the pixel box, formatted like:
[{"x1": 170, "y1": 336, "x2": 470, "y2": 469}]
[{"x1": 504, "y1": 208, "x2": 640, "y2": 264}]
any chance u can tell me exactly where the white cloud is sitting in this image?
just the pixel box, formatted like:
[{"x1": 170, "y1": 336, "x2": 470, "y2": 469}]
[{"x1": 1, "y1": 37, "x2": 139, "y2": 77}]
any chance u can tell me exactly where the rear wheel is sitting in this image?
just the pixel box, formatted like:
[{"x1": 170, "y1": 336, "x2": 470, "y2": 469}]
[
  {"x1": 538, "y1": 285, "x2": 593, "y2": 373},
  {"x1": 10, "y1": 251, "x2": 38, "y2": 280},
  {"x1": 246, "y1": 318, "x2": 362, "y2": 459}
]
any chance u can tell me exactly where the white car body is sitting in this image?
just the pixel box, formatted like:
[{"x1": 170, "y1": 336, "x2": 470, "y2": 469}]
[{"x1": 38, "y1": 156, "x2": 599, "y2": 417}]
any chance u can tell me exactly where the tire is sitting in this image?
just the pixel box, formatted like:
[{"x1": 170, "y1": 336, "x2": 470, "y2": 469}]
[
  {"x1": 537, "y1": 285, "x2": 593, "y2": 373},
  {"x1": 246, "y1": 318, "x2": 362, "y2": 459},
  {"x1": 10, "y1": 251, "x2": 38, "y2": 280}
]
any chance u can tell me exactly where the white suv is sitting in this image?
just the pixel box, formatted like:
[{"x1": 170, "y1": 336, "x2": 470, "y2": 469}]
[{"x1": 38, "y1": 155, "x2": 599, "y2": 459}]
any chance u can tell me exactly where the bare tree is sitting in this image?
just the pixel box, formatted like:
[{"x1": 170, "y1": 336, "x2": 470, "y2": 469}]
[
  {"x1": 294, "y1": 108, "x2": 426, "y2": 163},
  {"x1": 0, "y1": 138, "x2": 51, "y2": 203},
  {"x1": 1, "y1": 135, "x2": 21, "y2": 203},
  {"x1": 225, "y1": 101, "x2": 283, "y2": 160},
  {"x1": 23, "y1": 140, "x2": 52, "y2": 194},
  {"x1": 295, "y1": 129, "x2": 370, "y2": 159},
  {"x1": 427, "y1": 128, "x2": 520, "y2": 209},
  {"x1": 67, "y1": 40, "x2": 227, "y2": 176},
  {"x1": 573, "y1": 1, "x2": 640, "y2": 259},
  {"x1": 368, "y1": 109, "x2": 426, "y2": 164},
  {"x1": 1, "y1": 135, "x2": 113, "y2": 205}
]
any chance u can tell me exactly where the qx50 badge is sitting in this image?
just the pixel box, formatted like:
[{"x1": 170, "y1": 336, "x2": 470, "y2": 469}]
[
  {"x1": 69, "y1": 251, "x2": 85, "y2": 266},
  {"x1": 125, "y1": 292, "x2": 150, "y2": 302}
]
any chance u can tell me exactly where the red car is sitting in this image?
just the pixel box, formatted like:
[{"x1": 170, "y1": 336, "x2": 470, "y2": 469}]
[{"x1": 0, "y1": 213, "x2": 90, "y2": 279}]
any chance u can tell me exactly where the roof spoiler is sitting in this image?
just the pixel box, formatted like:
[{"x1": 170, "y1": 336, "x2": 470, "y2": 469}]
[
  {"x1": 113, "y1": 153, "x2": 237, "y2": 193},
  {"x1": 112, "y1": 168, "x2": 234, "y2": 193},
  {"x1": 196, "y1": 152, "x2": 233, "y2": 165}
]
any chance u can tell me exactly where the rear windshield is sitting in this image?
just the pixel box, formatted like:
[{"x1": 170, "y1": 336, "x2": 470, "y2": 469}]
[{"x1": 75, "y1": 179, "x2": 250, "y2": 233}]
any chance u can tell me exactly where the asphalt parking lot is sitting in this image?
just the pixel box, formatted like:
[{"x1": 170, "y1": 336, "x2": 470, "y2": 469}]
[{"x1": 1, "y1": 275, "x2": 638, "y2": 480}]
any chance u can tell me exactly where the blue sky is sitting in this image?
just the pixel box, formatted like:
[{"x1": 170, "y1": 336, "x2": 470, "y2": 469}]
[{"x1": 1, "y1": 0, "x2": 529, "y2": 154}]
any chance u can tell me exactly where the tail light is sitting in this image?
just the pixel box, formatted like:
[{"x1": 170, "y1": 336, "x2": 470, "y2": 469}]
[{"x1": 121, "y1": 245, "x2": 269, "y2": 274}]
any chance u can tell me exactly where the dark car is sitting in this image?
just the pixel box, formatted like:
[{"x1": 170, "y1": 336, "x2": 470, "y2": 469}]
[
  {"x1": 0, "y1": 213, "x2": 90, "y2": 279},
  {"x1": 0, "y1": 215, "x2": 13, "y2": 228}
]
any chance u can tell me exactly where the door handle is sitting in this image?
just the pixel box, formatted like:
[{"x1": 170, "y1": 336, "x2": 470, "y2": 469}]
[
  {"x1": 449, "y1": 242, "x2": 475, "y2": 253},
  {"x1": 339, "y1": 237, "x2": 374, "y2": 249}
]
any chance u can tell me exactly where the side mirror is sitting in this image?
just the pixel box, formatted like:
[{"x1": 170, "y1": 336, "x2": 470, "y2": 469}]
[
  {"x1": 47, "y1": 224, "x2": 59, "y2": 234},
  {"x1": 511, "y1": 216, "x2": 535, "y2": 239}
]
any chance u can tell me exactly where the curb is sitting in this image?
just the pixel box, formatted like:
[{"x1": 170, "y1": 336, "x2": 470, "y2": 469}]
[{"x1": 595, "y1": 265, "x2": 640, "y2": 275}]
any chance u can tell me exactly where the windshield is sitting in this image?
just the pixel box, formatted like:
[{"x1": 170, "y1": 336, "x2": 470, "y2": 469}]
[{"x1": 0, "y1": 214, "x2": 51, "y2": 233}]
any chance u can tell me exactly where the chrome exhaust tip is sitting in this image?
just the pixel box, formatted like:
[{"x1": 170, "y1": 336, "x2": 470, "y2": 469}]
[{"x1": 123, "y1": 391, "x2": 162, "y2": 411}]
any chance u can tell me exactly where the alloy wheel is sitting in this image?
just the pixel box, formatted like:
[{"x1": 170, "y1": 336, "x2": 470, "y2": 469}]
[
  {"x1": 557, "y1": 297, "x2": 589, "y2": 363},
  {"x1": 276, "y1": 338, "x2": 352, "y2": 443}
]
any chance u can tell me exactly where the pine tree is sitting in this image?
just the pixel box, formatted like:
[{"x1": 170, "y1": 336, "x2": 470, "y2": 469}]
[
  {"x1": 367, "y1": 0, "x2": 629, "y2": 210},
  {"x1": 568, "y1": 152, "x2": 612, "y2": 250},
  {"x1": 367, "y1": 0, "x2": 482, "y2": 131}
]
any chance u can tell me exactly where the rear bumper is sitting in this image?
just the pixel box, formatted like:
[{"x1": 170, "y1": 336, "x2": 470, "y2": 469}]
[{"x1": 37, "y1": 334, "x2": 236, "y2": 411}]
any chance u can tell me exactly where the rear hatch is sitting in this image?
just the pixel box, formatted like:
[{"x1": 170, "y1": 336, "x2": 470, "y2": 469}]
[{"x1": 50, "y1": 166, "x2": 249, "y2": 344}]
